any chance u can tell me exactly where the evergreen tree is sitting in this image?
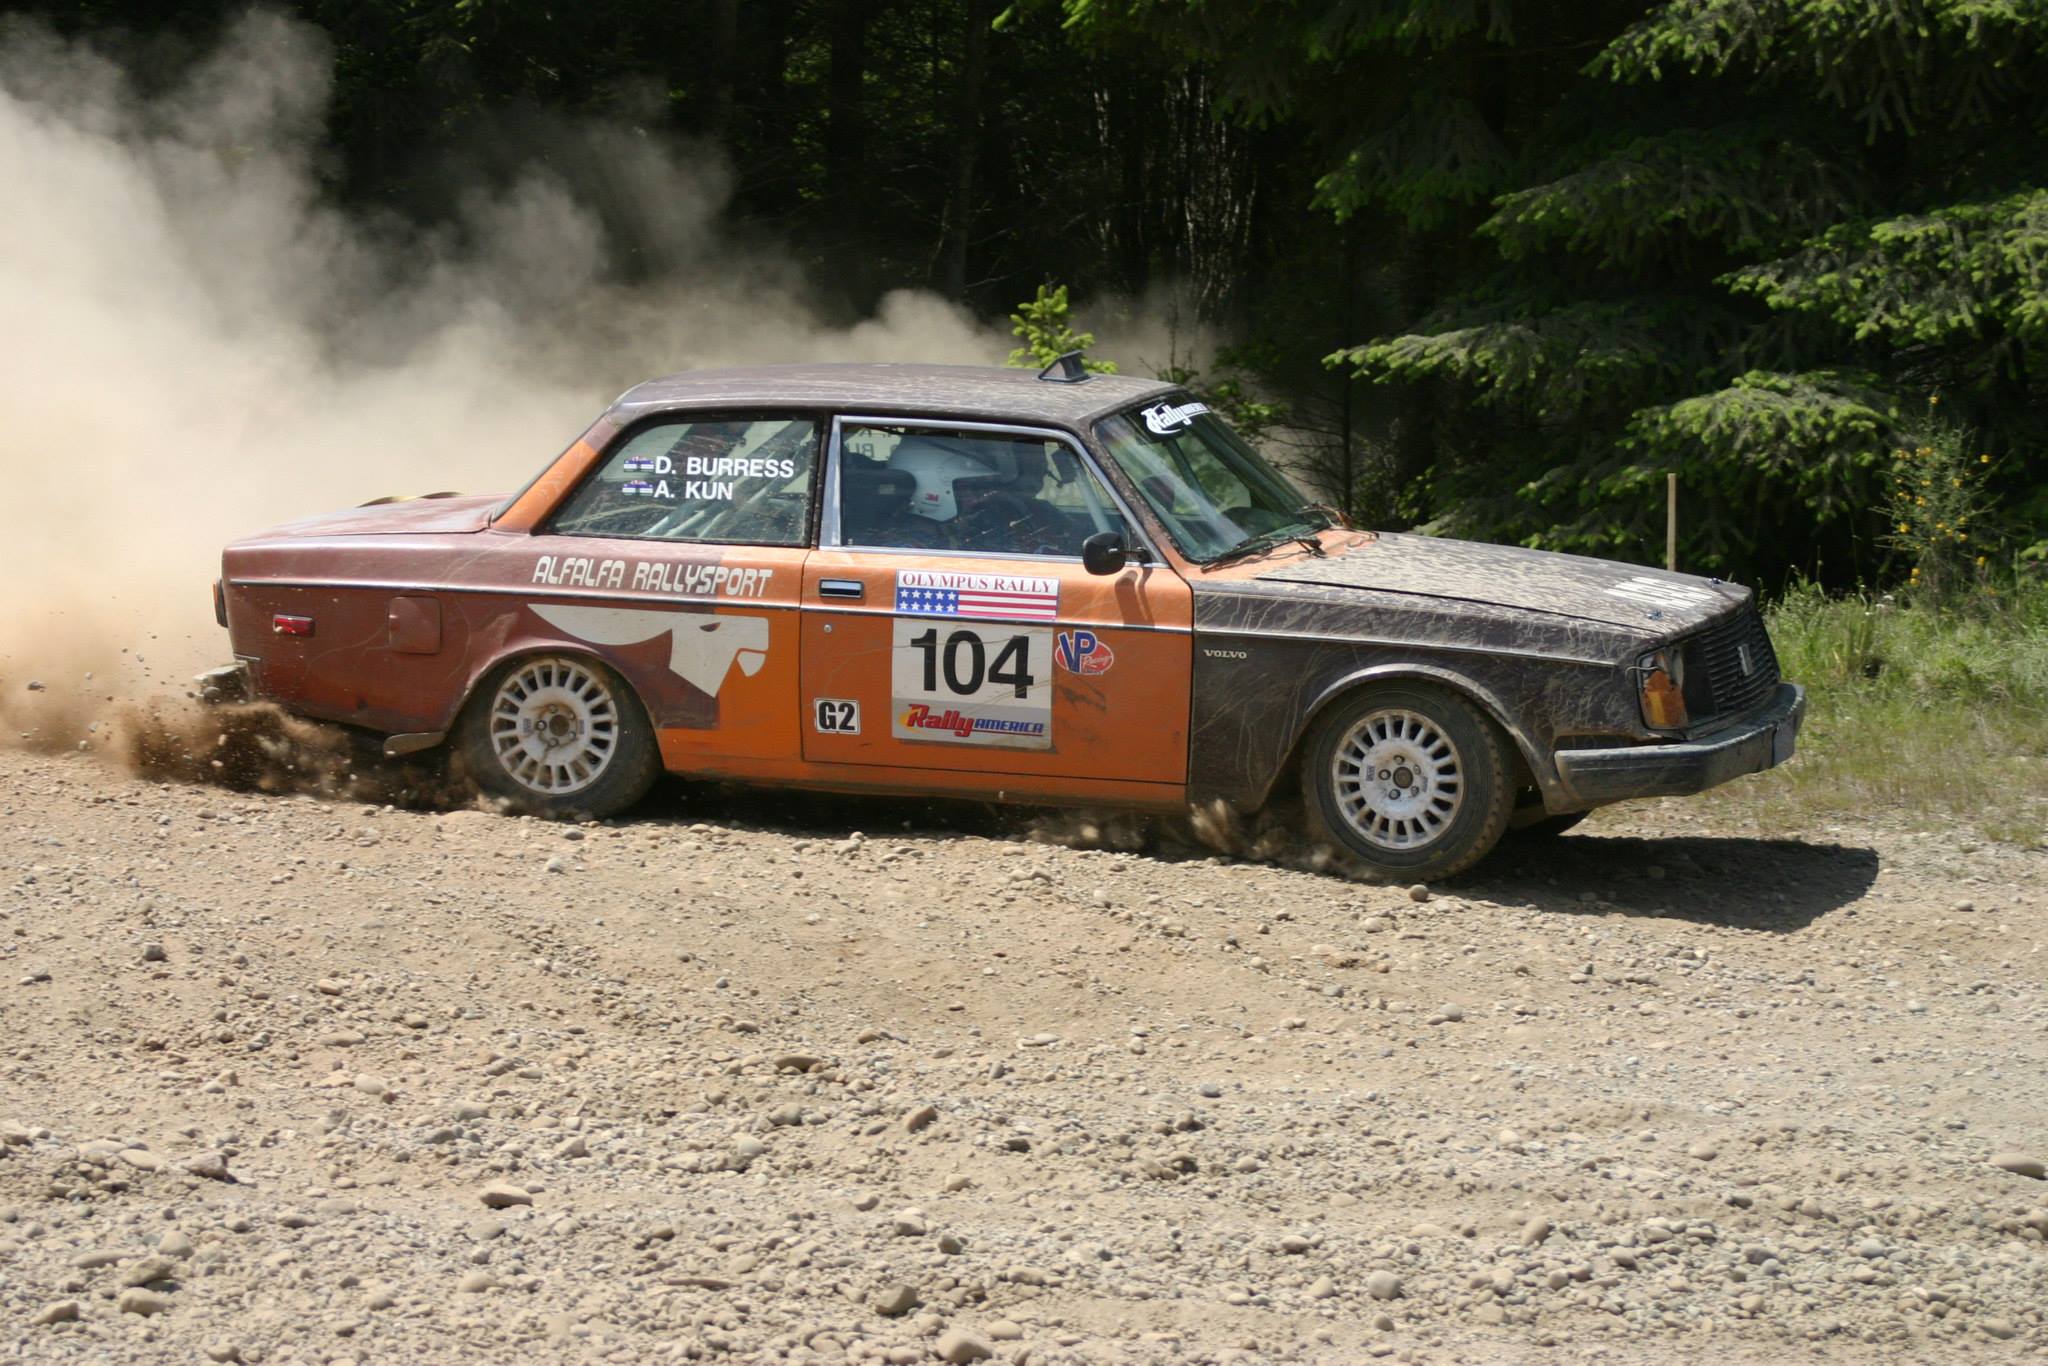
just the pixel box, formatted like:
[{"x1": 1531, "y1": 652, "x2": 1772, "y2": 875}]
[{"x1": 1061, "y1": 0, "x2": 2048, "y2": 582}]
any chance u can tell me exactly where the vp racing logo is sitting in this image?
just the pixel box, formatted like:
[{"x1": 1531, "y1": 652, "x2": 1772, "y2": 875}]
[
  {"x1": 1054, "y1": 629, "x2": 1114, "y2": 675},
  {"x1": 530, "y1": 605, "x2": 767, "y2": 695}
]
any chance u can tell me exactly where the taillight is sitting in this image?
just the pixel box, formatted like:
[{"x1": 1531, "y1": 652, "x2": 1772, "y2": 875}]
[
  {"x1": 213, "y1": 580, "x2": 227, "y2": 628},
  {"x1": 271, "y1": 614, "x2": 315, "y2": 638}
]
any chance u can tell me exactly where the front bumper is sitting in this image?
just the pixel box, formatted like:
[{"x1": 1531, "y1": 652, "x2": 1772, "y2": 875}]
[{"x1": 1553, "y1": 682, "x2": 1806, "y2": 808}]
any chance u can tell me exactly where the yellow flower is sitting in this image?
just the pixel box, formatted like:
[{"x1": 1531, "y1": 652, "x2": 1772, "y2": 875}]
[
  {"x1": 1916, "y1": 496, "x2": 1926, "y2": 505},
  {"x1": 1981, "y1": 454, "x2": 1991, "y2": 464},
  {"x1": 1952, "y1": 478, "x2": 1962, "y2": 487},
  {"x1": 1897, "y1": 522, "x2": 1910, "y2": 532},
  {"x1": 1958, "y1": 532, "x2": 1967, "y2": 542},
  {"x1": 1977, "y1": 556, "x2": 1988, "y2": 567}
]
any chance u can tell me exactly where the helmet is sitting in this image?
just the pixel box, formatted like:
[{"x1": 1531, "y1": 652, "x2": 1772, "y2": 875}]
[{"x1": 886, "y1": 437, "x2": 1006, "y2": 521}]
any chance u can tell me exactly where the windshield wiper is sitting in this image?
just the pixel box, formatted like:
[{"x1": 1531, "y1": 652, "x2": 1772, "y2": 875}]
[
  {"x1": 1200, "y1": 528, "x2": 1296, "y2": 569},
  {"x1": 1202, "y1": 524, "x2": 1326, "y2": 569},
  {"x1": 1292, "y1": 503, "x2": 1341, "y2": 529}
]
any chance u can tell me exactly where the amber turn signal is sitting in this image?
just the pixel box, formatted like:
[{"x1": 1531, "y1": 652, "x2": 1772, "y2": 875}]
[{"x1": 1638, "y1": 656, "x2": 1687, "y2": 729}]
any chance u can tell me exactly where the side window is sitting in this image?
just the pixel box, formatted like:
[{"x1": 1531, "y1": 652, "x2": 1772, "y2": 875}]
[
  {"x1": 551, "y1": 416, "x2": 818, "y2": 545},
  {"x1": 837, "y1": 424, "x2": 1132, "y2": 558}
]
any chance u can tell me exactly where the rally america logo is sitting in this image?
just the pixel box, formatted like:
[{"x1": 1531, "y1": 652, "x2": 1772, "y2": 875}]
[{"x1": 898, "y1": 704, "x2": 1047, "y2": 740}]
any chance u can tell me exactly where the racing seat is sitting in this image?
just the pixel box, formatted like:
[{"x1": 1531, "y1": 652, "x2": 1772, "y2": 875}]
[{"x1": 840, "y1": 461, "x2": 948, "y2": 548}]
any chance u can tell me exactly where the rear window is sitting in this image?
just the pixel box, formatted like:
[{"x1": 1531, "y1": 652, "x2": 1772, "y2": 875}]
[{"x1": 551, "y1": 416, "x2": 819, "y2": 545}]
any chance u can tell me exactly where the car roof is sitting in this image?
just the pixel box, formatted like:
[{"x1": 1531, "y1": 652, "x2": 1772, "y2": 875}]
[{"x1": 608, "y1": 363, "x2": 1180, "y2": 430}]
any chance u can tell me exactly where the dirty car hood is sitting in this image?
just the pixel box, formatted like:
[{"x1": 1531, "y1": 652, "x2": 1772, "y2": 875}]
[{"x1": 1252, "y1": 532, "x2": 1749, "y2": 631}]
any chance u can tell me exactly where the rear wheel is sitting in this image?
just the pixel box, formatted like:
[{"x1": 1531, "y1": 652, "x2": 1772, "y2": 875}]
[
  {"x1": 457, "y1": 654, "x2": 660, "y2": 819},
  {"x1": 1300, "y1": 683, "x2": 1514, "y2": 881}
]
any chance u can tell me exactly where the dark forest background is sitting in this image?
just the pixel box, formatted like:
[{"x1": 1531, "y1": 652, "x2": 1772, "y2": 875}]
[{"x1": 12, "y1": 0, "x2": 2048, "y2": 589}]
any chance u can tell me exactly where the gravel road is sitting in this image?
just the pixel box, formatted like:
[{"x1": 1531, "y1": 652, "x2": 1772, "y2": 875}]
[{"x1": 1, "y1": 741, "x2": 2044, "y2": 1365}]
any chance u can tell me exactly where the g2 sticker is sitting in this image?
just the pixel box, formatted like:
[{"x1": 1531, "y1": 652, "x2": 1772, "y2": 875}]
[
  {"x1": 890, "y1": 618, "x2": 1051, "y2": 749},
  {"x1": 814, "y1": 698, "x2": 861, "y2": 734},
  {"x1": 1054, "y1": 628, "x2": 1114, "y2": 676}
]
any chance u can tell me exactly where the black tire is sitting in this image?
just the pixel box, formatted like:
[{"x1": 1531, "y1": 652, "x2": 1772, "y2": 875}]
[
  {"x1": 1299, "y1": 682, "x2": 1514, "y2": 881},
  {"x1": 456, "y1": 654, "x2": 661, "y2": 819}
]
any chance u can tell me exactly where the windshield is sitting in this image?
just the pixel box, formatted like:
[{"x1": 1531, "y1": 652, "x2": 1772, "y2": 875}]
[{"x1": 1093, "y1": 398, "x2": 1322, "y2": 562}]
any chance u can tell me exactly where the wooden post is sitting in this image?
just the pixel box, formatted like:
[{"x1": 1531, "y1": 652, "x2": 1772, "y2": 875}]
[{"x1": 1666, "y1": 472, "x2": 1678, "y2": 572}]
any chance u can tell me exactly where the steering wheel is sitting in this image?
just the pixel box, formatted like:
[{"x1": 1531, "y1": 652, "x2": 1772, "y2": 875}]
[{"x1": 959, "y1": 491, "x2": 1065, "y2": 556}]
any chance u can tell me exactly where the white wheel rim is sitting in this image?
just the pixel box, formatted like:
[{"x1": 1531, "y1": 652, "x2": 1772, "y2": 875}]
[
  {"x1": 488, "y1": 657, "x2": 620, "y2": 796},
  {"x1": 1330, "y1": 707, "x2": 1464, "y2": 851}
]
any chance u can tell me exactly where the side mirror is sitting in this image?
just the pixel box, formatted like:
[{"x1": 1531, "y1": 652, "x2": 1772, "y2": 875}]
[{"x1": 1081, "y1": 530, "x2": 1128, "y2": 576}]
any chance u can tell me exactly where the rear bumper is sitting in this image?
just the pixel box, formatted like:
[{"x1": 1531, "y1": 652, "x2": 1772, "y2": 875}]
[{"x1": 1553, "y1": 683, "x2": 1806, "y2": 808}]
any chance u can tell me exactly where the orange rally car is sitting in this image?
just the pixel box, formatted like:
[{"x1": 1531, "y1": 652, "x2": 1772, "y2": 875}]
[{"x1": 209, "y1": 359, "x2": 1804, "y2": 879}]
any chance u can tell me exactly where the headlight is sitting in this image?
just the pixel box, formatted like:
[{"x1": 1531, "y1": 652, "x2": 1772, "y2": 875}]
[{"x1": 1637, "y1": 648, "x2": 1689, "y2": 729}]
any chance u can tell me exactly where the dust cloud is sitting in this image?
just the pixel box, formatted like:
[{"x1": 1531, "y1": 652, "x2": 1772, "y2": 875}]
[{"x1": 0, "y1": 9, "x2": 1009, "y2": 756}]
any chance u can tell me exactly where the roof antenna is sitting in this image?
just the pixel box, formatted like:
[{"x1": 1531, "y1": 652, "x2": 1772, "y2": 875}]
[{"x1": 1037, "y1": 351, "x2": 1090, "y2": 384}]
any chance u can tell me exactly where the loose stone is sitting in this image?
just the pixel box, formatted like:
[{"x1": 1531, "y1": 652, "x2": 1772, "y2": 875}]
[
  {"x1": 117, "y1": 1288, "x2": 170, "y2": 1317},
  {"x1": 871, "y1": 1283, "x2": 920, "y2": 1317},
  {"x1": 479, "y1": 1182, "x2": 533, "y2": 1209},
  {"x1": 934, "y1": 1328, "x2": 995, "y2": 1363}
]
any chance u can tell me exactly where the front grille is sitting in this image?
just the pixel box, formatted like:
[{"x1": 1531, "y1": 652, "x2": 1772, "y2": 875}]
[{"x1": 1678, "y1": 607, "x2": 1780, "y2": 722}]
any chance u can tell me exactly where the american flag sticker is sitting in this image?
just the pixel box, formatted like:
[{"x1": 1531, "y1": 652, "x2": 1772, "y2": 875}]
[
  {"x1": 622, "y1": 456, "x2": 657, "y2": 473},
  {"x1": 895, "y1": 570, "x2": 1060, "y2": 622},
  {"x1": 621, "y1": 479, "x2": 655, "y2": 496}
]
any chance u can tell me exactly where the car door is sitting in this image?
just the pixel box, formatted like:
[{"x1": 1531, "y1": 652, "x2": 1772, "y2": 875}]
[
  {"x1": 477, "y1": 410, "x2": 820, "y2": 775},
  {"x1": 799, "y1": 415, "x2": 1192, "y2": 791}
]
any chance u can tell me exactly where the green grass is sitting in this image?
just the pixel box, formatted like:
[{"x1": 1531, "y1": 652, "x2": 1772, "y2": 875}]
[{"x1": 1694, "y1": 579, "x2": 2048, "y2": 844}]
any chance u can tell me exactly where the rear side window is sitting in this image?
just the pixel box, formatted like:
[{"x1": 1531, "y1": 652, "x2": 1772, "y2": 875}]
[{"x1": 551, "y1": 416, "x2": 819, "y2": 545}]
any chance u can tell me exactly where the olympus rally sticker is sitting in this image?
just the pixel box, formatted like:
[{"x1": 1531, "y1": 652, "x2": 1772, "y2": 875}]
[
  {"x1": 895, "y1": 570, "x2": 1058, "y2": 622},
  {"x1": 890, "y1": 617, "x2": 1051, "y2": 750},
  {"x1": 530, "y1": 605, "x2": 768, "y2": 695},
  {"x1": 1141, "y1": 399, "x2": 1211, "y2": 436},
  {"x1": 531, "y1": 556, "x2": 775, "y2": 599},
  {"x1": 1601, "y1": 576, "x2": 1721, "y2": 609}
]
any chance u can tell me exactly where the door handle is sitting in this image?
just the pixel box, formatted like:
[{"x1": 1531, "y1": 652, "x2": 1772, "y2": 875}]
[{"x1": 818, "y1": 579, "x2": 864, "y2": 600}]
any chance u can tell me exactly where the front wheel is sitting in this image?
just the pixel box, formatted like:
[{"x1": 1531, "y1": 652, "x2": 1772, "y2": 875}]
[
  {"x1": 457, "y1": 654, "x2": 660, "y2": 819},
  {"x1": 1300, "y1": 683, "x2": 1514, "y2": 881}
]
